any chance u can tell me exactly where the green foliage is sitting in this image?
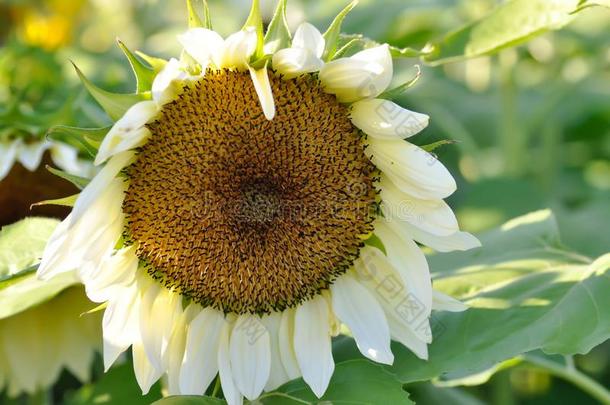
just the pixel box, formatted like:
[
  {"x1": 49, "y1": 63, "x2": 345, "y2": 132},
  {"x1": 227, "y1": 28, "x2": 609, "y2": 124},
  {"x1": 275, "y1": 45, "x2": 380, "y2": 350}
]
[
  {"x1": 117, "y1": 40, "x2": 156, "y2": 94},
  {"x1": 187, "y1": 0, "x2": 212, "y2": 29},
  {"x1": 336, "y1": 211, "x2": 610, "y2": 385},
  {"x1": 322, "y1": 1, "x2": 359, "y2": 61},
  {"x1": 423, "y1": 0, "x2": 581, "y2": 65},
  {"x1": 64, "y1": 363, "x2": 162, "y2": 405},
  {"x1": 263, "y1": 0, "x2": 291, "y2": 54},
  {"x1": 0, "y1": 218, "x2": 77, "y2": 320},
  {"x1": 154, "y1": 360, "x2": 413, "y2": 405},
  {"x1": 46, "y1": 166, "x2": 91, "y2": 189},
  {"x1": 46, "y1": 125, "x2": 109, "y2": 158}
]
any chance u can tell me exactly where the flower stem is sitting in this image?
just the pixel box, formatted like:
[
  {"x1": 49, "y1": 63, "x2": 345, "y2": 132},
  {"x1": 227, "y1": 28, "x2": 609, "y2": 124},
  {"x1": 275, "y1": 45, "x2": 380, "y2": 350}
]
[{"x1": 523, "y1": 354, "x2": 610, "y2": 405}]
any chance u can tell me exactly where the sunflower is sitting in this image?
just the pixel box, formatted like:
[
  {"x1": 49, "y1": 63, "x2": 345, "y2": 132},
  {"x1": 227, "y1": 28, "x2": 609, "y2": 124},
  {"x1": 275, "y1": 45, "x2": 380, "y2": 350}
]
[
  {"x1": 0, "y1": 218, "x2": 100, "y2": 398},
  {"x1": 38, "y1": 1, "x2": 480, "y2": 403}
]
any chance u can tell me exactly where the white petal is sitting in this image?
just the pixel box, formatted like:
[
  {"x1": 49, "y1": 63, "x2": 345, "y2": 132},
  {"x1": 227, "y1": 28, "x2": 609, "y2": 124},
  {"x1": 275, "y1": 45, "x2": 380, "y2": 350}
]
[
  {"x1": 179, "y1": 307, "x2": 224, "y2": 395},
  {"x1": 70, "y1": 151, "x2": 133, "y2": 226},
  {"x1": 38, "y1": 178, "x2": 126, "y2": 280},
  {"x1": 248, "y1": 66, "x2": 275, "y2": 120},
  {"x1": 220, "y1": 28, "x2": 257, "y2": 70},
  {"x1": 178, "y1": 28, "x2": 225, "y2": 69},
  {"x1": 368, "y1": 138, "x2": 456, "y2": 200},
  {"x1": 350, "y1": 98, "x2": 429, "y2": 139},
  {"x1": 81, "y1": 245, "x2": 138, "y2": 303},
  {"x1": 331, "y1": 275, "x2": 393, "y2": 364},
  {"x1": 380, "y1": 175, "x2": 458, "y2": 236},
  {"x1": 152, "y1": 58, "x2": 189, "y2": 106},
  {"x1": 272, "y1": 48, "x2": 324, "y2": 78},
  {"x1": 218, "y1": 321, "x2": 244, "y2": 405},
  {"x1": 17, "y1": 141, "x2": 49, "y2": 171},
  {"x1": 260, "y1": 312, "x2": 290, "y2": 391},
  {"x1": 95, "y1": 101, "x2": 157, "y2": 165},
  {"x1": 385, "y1": 311, "x2": 429, "y2": 360},
  {"x1": 230, "y1": 315, "x2": 271, "y2": 400},
  {"x1": 354, "y1": 247, "x2": 431, "y2": 345},
  {"x1": 102, "y1": 283, "x2": 140, "y2": 370},
  {"x1": 375, "y1": 220, "x2": 432, "y2": 323},
  {"x1": 433, "y1": 290, "x2": 468, "y2": 312},
  {"x1": 0, "y1": 139, "x2": 21, "y2": 180},
  {"x1": 166, "y1": 306, "x2": 189, "y2": 396},
  {"x1": 390, "y1": 217, "x2": 480, "y2": 252},
  {"x1": 294, "y1": 296, "x2": 334, "y2": 398},
  {"x1": 278, "y1": 309, "x2": 301, "y2": 380},
  {"x1": 139, "y1": 284, "x2": 183, "y2": 372},
  {"x1": 319, "y1": 44, "x2": 392, "y2": 103},
  {"x1": 50, "y1": 143, "x2": 90, "y2": 176},
  {"x1": 292, "y1": 22, "x2": 324, "y2": 58},
  {"x1": 132, "y1": 342, "x2": 163, "y2": 395}
]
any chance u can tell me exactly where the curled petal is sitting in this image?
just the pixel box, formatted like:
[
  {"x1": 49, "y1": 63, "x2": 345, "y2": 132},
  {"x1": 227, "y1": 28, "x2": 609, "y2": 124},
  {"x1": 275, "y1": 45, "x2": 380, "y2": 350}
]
[
  {"x1": 220, "y1": 28, "x2": 257, "y2": 70},
  {"x1": 292, "y1": 22, "x2": 324, "y2": 58},
  {"x1": 178, "y1": 28, "x2": 224, "y2": 69},
  {"x1": 95, "y1": 100, "x2": 158, "y2": 165},
  {"x1": 272, "y1": 48, "x2": 324, "y2": 78},
  {"x1": 319, "y1": 44, "x2": 392, "y2": 103},
  {"x1": 249, "y1": 66, "x2": 275, "y2": 120}
]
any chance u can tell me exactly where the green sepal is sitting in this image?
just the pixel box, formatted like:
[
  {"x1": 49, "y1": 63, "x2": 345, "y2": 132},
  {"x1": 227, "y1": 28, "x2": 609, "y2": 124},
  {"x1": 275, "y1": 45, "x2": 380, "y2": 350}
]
[
  {"x1": 263, "y1": 0, "x2": 291, "y2": 54},
  {"x1": 243, "y1": 0, "x2": 265, "y2": 60},
  {"x1": 46, "y1": 125, "x2": 110, "y2": 158},
  {"x1": 187, "y1": 0, "x2": 212, "y2": 29},
  {"x1": 46, "y1": 166, "x2": 91, "y2": 189},
  {"x1": 333, "y1": 37, "x2": 362, "y2": 59},
  {"x1": 135, "y1": 51, "x2": 168, "y2": 74},
  {"x1": 322, "y1": 0, "x2": 359, "y2": 61},
  {"x1": 420, "y1": 139, "x2": 457, "y2": 153},
  {"x1": 363, "y1": 233, "x2": 387, "y2": 255},
  {"x1": 81, "y1": 301, "x2": 107, "y2": 316},
  {"x1": 379, "y1": 65, "x2": 421, "y2": 100},
  {"x1": 249, "y1": 54, "x2": 272, "y2": 70},
  {"x1": 31, "y1": 194, "x2": 79, "y2": 208},
  {"x1": 71, "y1": 61, "x2": 150, "y2": 121},
  {"x1": 117, "y1": 39, "x2": 156, "y2": 94},
  {"x1": 390, "y1": 45, "x2": 430, "y2": 58}
]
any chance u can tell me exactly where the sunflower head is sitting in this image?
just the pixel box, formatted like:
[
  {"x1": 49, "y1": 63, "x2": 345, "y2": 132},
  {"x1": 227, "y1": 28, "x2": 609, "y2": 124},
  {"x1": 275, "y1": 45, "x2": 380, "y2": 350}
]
[{"x1": 37, "y1": 1, "x2": 479, "y2": 402}]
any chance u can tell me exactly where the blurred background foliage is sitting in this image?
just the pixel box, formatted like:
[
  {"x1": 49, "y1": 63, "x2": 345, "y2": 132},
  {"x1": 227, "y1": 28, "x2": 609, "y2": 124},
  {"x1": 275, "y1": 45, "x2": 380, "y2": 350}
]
[{"x1": 0, "y1": 0, "x2": 609, "y2": 404}]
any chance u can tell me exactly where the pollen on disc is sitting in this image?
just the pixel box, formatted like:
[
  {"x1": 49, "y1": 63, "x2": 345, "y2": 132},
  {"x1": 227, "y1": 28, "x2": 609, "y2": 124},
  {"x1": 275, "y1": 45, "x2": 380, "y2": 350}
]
[{"x1": 122, "y1": 70, "x2": 377, "y2": 314}]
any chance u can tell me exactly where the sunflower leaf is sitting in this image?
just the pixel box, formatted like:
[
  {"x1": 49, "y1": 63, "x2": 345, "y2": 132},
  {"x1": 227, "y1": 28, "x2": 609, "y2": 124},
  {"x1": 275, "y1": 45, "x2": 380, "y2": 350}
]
[
  {"x1": 71, "y1": 61, "x2": 150, "y2": 121},
  {"x1": 263, "y1": 0, "x2": 291, "y2": 54},
  {"x1": 0, "y1": 218, "x2": 79, "y2": 320},
  {"x1": 423, "y1": 0, "x2": 582, "y2": 65},
  {"x1": 334, "y1": 210, "x2": 610, "y2": 384},
  {"x1": 322, "y1": 0, "x2": 359, "y2": 61},
  {"x1": 117, "y1": 39, "x2": 156, "y2": 94},
  {"x1": 46, "y1": 166, "x2": 90, "y2": 189}
]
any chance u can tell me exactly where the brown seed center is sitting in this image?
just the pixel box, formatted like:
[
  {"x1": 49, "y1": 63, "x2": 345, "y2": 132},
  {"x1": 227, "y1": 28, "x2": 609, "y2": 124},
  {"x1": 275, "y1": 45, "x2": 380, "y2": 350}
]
[{"x1": 122, "y1": 70, "x2": 377, "y2": 314}]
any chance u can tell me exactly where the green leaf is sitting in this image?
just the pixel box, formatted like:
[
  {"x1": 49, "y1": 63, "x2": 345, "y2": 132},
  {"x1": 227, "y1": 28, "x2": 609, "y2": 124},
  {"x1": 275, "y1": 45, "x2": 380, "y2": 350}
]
[
  {"x1": 0, "y1": 217, "x2": 58, "y2": 277},
  {"x1": 117, "y1": 39, "x2": 156, "y2": 94},
  {"x1": 151, "y1": 397, "x2": 225, "y2": 405},
  {"x1": 322, "y1": 0, "x2": 359, "y2": 61},
  {"x1": 263, "y1": 0, "x2": 291, "y2": 54},
  {"x1": 243, "y1": 0, "x2": 264, "y2": 59},
  {"x1": 153, "y1": 361, "x2": 412, "y2": 405},
  {"x1": 366, "y1": 210, "x2": 610, "y2": 384},
  {"x1": 47, "y1": 166, "x2": 91, "y2": 189},
  {"x1": 187, "y1": 0, "x2": 212, "y2": 29},
  {"x1": 71, "y1": 62, "x2": 149, "y2": 121},
  {"x1": 264, "y1": 360, "x2": 413, "y2": 404},
  {"x1": 65, "y1": 363, "x2": 162, "y2": 405},
  {"x1": 0, "y1": 218, "x2": 78, "y2": 319},
  {"x1": 424, "y1": 0, "x2": 581, "y2": 65}
]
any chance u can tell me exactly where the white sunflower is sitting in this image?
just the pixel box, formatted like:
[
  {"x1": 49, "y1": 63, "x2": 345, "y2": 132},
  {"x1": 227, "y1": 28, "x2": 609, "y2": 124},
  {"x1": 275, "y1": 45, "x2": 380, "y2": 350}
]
[
  {"x1": 37, "y1": 1, "x2": 480, "y2": 403},
  {"x1": 0, "y1": 218, "x2": 100, "y2": 398},
  {"x1": 0, "y1": 138, "x2": 94, "y2": 182}
]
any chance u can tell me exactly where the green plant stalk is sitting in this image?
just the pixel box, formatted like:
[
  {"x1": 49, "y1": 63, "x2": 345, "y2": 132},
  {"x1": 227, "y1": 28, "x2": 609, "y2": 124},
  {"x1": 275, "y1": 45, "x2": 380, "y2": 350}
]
[
  {"x1": 524, "y1": 354, "x2": 610, "y2": 405},
  {"x1": 498, "y1": 50, "x2": 526, "y2": 177}
]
